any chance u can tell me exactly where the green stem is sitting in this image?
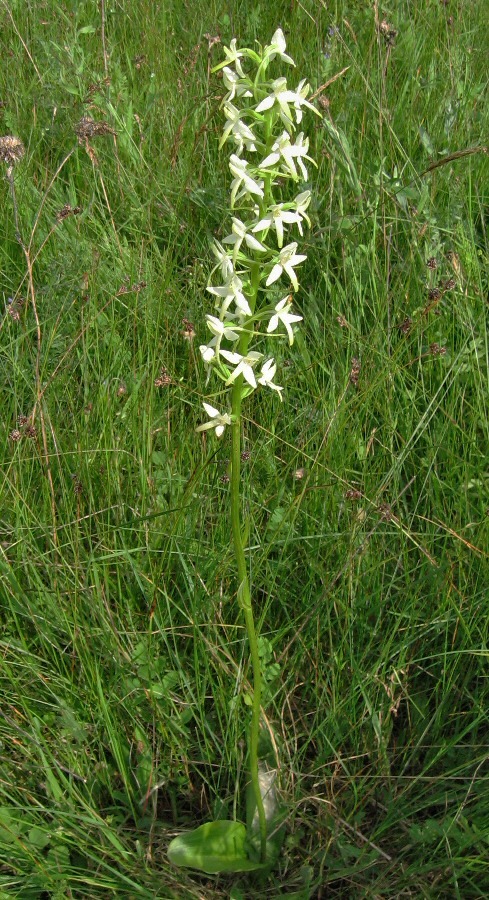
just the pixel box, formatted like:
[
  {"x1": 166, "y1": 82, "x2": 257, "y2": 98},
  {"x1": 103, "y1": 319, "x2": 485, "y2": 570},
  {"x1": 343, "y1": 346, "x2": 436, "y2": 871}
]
[{"x1": 229, "y1": 267, "x2": 267, "y2": 864}]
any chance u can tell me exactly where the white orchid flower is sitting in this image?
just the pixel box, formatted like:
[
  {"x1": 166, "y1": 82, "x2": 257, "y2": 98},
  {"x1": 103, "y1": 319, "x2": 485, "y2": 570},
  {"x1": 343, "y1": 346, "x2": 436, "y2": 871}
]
[
  {"x1": 256, "y1": 78, "x2": 315, "y2": 130},
  {"x1": 255, "y1": 78, "x2": 294, "y2": 120},
  {"x1": 220, "y1": 103, "x2": 257, "y2": 153},
  {"x1": 293, "y1": 190, "x2": 312, "y2": 232},
  {"x1": 222, "y1": 217, "x2": 267, "y2": 262},
  {"x1": 267, "y1": 296, "x2": 302, "y2": 345},
  {"x1": 252, "y1": 203, "x2": 302, "y2": 248},
  {"x1": 207, "y1": 274, "x2": 252, "y2": 316},
  {"x1": 200, "y1": 344, "x2": 216, "y2": 364},
  {"x1": 211, "y1": 239, "x2": 234, "y2": 281},
  {"x1": 220, "y1": 350, "x2": 263, "y2": 388},
  {"x1": 257, "y1": 359, "x2": 283, "y2": 397},
  {"x1": 220, "y1": 38, "x2": 247, "y2": 77},
  {"x1": 196, "y1": 402, "x2": 232, "y2": 437},
  {"x1": 291, "y1": 133, "x2": 313, "y2": 180},
  {"x1": 266, "y1": 242, "x2": 307, "y2": 291},
  {"x1": 260, "y1": 131, "x2": 313, "y2": 181},
  {"x1": 292, "y1": 79, "x2": 317, "y2": 123},
  {"x1": 229, "y1": 155, "x2": 264, "y2": 206},
  {"x1": 222, "y1": 67, "x2": 253, "y2": 102},
  {"x1": 205, "y1": 314, "x2": 242, "y2": 354},
  {"x1": 263, "y1": 29, "x2": 295, "y2": 67}
]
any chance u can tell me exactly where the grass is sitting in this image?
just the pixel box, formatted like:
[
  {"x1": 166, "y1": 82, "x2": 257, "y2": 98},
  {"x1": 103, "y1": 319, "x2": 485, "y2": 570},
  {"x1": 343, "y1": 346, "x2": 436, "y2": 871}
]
[{"x1": 0, "y1": 0, "x2": 488, "y2": 896}]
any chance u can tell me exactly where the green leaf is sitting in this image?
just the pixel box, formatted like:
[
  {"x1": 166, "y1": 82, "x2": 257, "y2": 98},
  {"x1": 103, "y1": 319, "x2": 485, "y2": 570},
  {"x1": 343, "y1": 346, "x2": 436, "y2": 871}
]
[
  {"x1": 419, "y1": 125, "x2": 435, "y2": 156},
  {"x1": 28, "y1": 826, "x2": 51, "y2": 850},
  {"x1": 168, "y1": 820, "x2": 267, "y2": 873}
]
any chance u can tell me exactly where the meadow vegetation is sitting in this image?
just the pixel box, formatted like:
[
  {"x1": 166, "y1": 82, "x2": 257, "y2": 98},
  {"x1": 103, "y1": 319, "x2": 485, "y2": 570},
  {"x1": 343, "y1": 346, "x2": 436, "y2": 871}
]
[{"x1": 0, "y1": 0, "x2": 488, "y2": 896}]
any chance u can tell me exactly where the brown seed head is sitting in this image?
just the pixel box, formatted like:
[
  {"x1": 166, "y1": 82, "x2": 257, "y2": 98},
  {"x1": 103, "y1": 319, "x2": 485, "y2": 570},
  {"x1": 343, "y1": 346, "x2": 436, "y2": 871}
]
[
  {"x1": 379, "y1": 19, "x2": 397, "y2": 45},
  {"x1": 154, "y1": 366, "x2": 172, "y2": 387},
  {"x1": 345, "y1": 489, "x2": 362, "y2": 500},
  {"x1": 378, "y1": 502, "x2": 393, "y2": 521},
  {"x1": 0, "y1": 136, "x2": 25, "y2": 166},
  {"x1": 8, "y1": 305, "x2": 20, "y2": 321},
  {"x1": 349, "y1": 357, "x2": 361, "y2": 387},
  {"x1": 182, "y1": 318, "x2": 196, "y2": 341},
  {"x1": 75, "y1": 117, "x2": 116, "y2": 140},
  {"x1": 430, "y1": 343, "x2": 446, "y2": 356},
  {"x1": 56, "y1": 204, "x2": 82, "y2": 222}
]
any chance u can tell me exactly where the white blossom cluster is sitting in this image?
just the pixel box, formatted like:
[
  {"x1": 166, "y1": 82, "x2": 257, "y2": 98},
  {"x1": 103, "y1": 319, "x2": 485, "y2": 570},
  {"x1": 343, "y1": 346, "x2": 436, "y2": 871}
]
[{"x1": 197, "y1": 29, "x2": 319, "y2": 438}]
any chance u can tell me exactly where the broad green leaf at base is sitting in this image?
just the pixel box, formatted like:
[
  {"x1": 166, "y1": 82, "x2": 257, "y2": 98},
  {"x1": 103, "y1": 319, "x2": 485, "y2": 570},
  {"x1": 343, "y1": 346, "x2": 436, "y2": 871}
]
[{"x1": 167, "y1": 820, "x2": 268, "y2": 874}]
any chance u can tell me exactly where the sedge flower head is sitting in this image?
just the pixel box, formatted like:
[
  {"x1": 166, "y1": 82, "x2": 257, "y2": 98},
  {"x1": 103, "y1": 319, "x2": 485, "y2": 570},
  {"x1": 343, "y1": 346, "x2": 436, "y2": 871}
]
[{"x1": 0, "y1": 135, "x2": 25, "y2": 167}]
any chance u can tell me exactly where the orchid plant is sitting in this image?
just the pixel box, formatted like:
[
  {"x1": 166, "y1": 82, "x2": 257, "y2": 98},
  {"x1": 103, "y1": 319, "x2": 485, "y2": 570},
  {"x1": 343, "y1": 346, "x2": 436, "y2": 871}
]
[{"x1": 168, "y1": 28, "x2": 319, "y2": 875}]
